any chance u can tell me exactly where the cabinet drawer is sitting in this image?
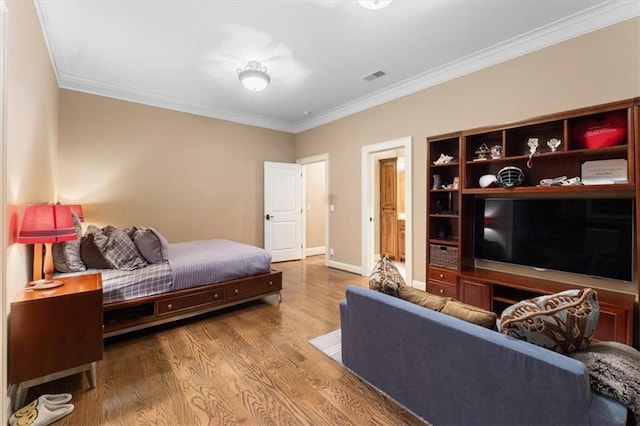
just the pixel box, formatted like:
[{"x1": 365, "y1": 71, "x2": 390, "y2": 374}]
[
  {"x1": 157, "y1": 288, "x2": 225, "y2": 315},
  {"x1": 427, "y1": 281, "x2": 457, "y2": 298},
  {"x1": 428, "y1": 268, "x2": 457, "y2": 285},
  {"x1": 227, "y1": 275, "x2": 281, "y2": 300}
]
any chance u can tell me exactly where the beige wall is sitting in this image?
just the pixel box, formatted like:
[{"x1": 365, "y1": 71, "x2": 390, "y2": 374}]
[
  {"x1": 5, "y1": 0, "x2": 58, "y2": 299},
  {"x1": 304, "y1": 161, "x2": 326, "y2": 250},
  {"x1": 3, "y1": 0, "x2": 59, "y2": 418},
  {"x1": 294, "y1": 17, "x2": 640, "y2": 283},
  {"x1": 58, "y1": 90, "x2": 295, "y2": 246}
]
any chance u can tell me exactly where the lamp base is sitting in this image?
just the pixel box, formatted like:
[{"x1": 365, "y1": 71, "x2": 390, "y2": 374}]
[{"x1": 28, "y1": 279, "x2": 64, "y2": 290}]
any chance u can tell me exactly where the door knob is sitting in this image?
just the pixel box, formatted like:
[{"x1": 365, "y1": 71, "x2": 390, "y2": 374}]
[{"x1": 266, "y1": 214, "x2": 274, "y2": 220}]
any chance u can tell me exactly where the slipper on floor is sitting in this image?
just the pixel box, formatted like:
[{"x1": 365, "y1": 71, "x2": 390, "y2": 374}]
[
  {"x1": 9, "y1": 394, "x2": 72, "y2": 425},
  {"x1": 38, "y1": 394, "x2": 72, "y2": 405},
  {"x1": 10, "y1": 400, "x2": 74, "y2": 426}
]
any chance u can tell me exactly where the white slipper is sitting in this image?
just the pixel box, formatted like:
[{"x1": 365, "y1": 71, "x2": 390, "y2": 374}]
[
  {"x1": 10, "y1": 394, "x2": 72, "y2": 425},
  {"x1": 38, "y1": 394, "x2": 72, "y2": 405},
  {"x1": 10, "y1": 400, "x2": 74, "y2": 426}
]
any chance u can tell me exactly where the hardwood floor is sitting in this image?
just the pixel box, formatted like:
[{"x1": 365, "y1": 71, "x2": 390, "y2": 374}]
[{"x1": 23, "y1": 256, "x2": 425, "y2": 425}]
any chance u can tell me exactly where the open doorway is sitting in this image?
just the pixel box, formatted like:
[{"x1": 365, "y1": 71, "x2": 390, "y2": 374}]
[
  {"x1": 361, "y1": 137, "x2": 412, "y2": 285},
  {"x1": 298, "y1": 154, "x2": 329, "y2": 266},
  {"x1": 373, "y1": 150, "x2": 406, "y2": 276}
]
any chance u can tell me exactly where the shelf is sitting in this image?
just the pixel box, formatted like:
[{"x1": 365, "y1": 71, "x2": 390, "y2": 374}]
[
  {"x1": 430, "y1": 188, "x2": 459, "y2": 193},
  {"x1": 429, "y1": 213, "x2": 458, "y2": 218},
  {"x1": 430, "y1": 162, "x2": 459, "y2": 168},
  {"x1": 428, "y1": 238, "x2": 459, "y2": 246},
  {"x1": 462, "y1": 183, "x2": 635, "y2": 196},
  {"x1": 465, "y1": 144, "x2": 628, "y2": 165}
]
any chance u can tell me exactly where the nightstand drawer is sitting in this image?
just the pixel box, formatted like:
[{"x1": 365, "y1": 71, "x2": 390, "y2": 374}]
[
  {"x1": 157, "y1": 288, "x2": 225, "y2": 315},
  {"x1": 428, "y1": 267, "x2": 457, "y2": 285}
]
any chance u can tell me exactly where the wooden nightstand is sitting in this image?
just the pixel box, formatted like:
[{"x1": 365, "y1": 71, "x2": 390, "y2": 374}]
[{"x1": 9, "y1": 273, "x2": 103, "y2": 409}]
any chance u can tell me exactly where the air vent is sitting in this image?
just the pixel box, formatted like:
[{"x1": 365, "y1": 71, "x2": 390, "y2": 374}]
[{"x1": 363, "y1": 70, "x2": 386, "y2": 82}]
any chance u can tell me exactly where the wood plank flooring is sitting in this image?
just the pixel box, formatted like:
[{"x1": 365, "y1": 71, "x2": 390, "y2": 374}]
[{"x1": 23, "y1": 256, "x2": 426, "y2": 425}]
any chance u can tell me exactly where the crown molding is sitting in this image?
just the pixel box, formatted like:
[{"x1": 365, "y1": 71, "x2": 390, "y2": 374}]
[
  {"x1": 293, "y1": 0, "x2": 640, "y2": 133},
  {"x1": 34, "y1": 0, "x2": 295, "y2": 133},
  {"x1": 35, "y1": 0, "x2": 639, "y2": 134},
  {"x1": 57, "y1": 75, "x2": 295, "y2": 133}
]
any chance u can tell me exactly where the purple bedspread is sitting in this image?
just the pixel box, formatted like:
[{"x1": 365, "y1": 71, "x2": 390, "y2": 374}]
[{"x1": 168, "y1": 239, "x2": 272, "y2": 291}]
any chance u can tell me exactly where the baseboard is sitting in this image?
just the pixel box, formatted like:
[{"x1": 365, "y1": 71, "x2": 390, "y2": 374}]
[
  {"x1": 305, "y1": 246, "x2": 325, "y2": 256},
  {"x1": 327, "y1": 260, "x2": 362, "y2": 275}
]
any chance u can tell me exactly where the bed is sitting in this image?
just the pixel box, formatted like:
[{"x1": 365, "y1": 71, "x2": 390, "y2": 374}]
[{"x1": 34, "y1": 222, "x2": 282, "y2": 338}]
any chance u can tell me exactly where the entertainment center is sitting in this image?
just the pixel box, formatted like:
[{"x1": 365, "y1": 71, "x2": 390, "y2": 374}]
[{"x1": 426, "y1": 98, "x2": 639, "y2": 347}]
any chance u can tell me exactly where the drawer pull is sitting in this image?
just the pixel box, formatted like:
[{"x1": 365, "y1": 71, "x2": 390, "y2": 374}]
[
  {"x1": 167, "y1": 303, "x2": 172, "y2": 310},
  {"x1": 214, "y1": 294, "x2": 218, "y2": 299},
  {"x1": 269, "y1": 281, "x2": 273, "y2": 286},
  {"x1": 234, "y1": 289, "x2": 239, "y2": 294},
  {"x1": 439, "y1": 289, "x2": 444, "y2": 294},
  {"x1": 439, "y1": 273, "x2": 444, "y2": 279}
]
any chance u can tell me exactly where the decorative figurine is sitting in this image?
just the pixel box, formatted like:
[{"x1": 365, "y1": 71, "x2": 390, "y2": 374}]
[
  {"x1": 432, "y1": 174, "x2": 441, "y2": 190},
  {"x1": 527, "y1": 138, "x2": 539, "y2": 169},
  {"x1": 433, "y1": 153, "x2": 454, "y2": 165},
  {"x1": 490, "y1": 145, "x2": 503, "y2": 159},
  {"x1": 452, "y1": 177, "x2": 459, "y2": 189},
  {"x1": 474, "y1": 143, "x2": 490, "y2": 161},
  {"x1": 547, "y1": 138, "x2": 561, "y2": 152}
]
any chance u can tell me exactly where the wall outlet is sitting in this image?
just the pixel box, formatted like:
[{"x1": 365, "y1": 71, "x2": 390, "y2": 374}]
[{"x1": 330, "y1": 248, "x2": 334, "y2": 256}]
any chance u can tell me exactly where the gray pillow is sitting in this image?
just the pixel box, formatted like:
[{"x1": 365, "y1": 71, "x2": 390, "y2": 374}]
[
  {"x1": 101, "y1": 225, "x2": 148, "y2": 270},
  {"x1": 52, "y1": 212, "x2": 86, "y2": 272},
  {"x1": 80, "y1": 227, "x2": 113, "y2": 269},
  {"x1": 80, "y1": 225, "x2": 147, "y2": 270},
  {"x1": 132, "y1": 227, "x2": 169, "y2": 264}
]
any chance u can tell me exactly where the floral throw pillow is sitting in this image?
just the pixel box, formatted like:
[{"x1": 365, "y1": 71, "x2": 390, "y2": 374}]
[
  {"x1": 500, "y1": 288, "x2": 599, "y2": 354},
  {"x1": 369, "y1": 255, "x2": 406, "y2": 297}
]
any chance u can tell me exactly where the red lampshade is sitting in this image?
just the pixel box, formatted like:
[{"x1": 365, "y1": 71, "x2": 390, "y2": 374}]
[
  {"x1": 17, "y1": 204, "x2": 76, "y2": 244},
  {"x1": 67, "y1": 204, "x2": 85, "y2": 222}
]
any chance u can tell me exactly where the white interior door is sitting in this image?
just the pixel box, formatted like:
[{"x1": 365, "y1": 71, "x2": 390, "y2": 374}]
[{"x1": 264, "y1": 162, "x2": 303, "y2": 262}]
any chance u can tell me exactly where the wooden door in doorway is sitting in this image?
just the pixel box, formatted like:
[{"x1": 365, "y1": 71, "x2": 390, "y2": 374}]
[{"x1": 380, "y1": 158, "x2": 397, "y2": 260}]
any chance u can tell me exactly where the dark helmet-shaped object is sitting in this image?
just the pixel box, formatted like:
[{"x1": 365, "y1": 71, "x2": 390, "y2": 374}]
[{"x1": 497, "y1": 166, "x2": 524, "y2": 188}]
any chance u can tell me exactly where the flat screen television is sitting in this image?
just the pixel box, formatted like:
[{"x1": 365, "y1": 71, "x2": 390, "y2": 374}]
[{"x1": 473, "y1": 198, "x2": 634, "y2": 282}]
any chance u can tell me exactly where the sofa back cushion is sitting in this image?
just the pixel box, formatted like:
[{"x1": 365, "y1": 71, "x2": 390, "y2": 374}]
[
  {"x1": 398, "y1": 286, "x2": 449, "y2": 311},
  {"x1": 441, "y1": 299, "x2": 498, "y2": 330}
]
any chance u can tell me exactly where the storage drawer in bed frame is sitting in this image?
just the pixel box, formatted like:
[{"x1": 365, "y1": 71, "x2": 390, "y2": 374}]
[{"x1": 102, "y1": 270, "x2": 282, "y2": 338}]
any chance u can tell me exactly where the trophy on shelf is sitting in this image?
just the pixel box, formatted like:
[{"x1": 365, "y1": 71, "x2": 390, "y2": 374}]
[
  {"x1": 547, "y1": 138, "x2": 561, "y2": 152},
  {"x1": 527, "y1": 138, "x2": 539, "y2": 155},
  {"x1": 474, "y1": 143, "x2": 490, "y2": 161}
]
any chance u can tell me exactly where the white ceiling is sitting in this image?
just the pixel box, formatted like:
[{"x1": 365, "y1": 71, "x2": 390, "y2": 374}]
[{"x1": 35, "y1": 1, "x2": 638, "y2": 134}]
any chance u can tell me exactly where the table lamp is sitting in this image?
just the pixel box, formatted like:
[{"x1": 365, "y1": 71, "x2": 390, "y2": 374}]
[
  {"x1": 17, "y1": 204, "x2": 76, "y2": 289},
  {"x1": 67, "y1": 204, "x2": 85, "y2": 222}
]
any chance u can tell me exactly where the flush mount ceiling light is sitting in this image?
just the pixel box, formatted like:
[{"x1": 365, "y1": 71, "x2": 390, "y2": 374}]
[
  {"x1": 357, "y1": 0, "x2": 392, "y2": 10},
  {"x1": 237, "y1": 61, "x2": 270, "y2": 91}
]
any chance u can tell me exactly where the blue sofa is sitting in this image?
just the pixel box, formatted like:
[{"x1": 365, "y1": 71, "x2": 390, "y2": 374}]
[{"x1": 339, "y1": 285, "x2": 627, "y2": 425}]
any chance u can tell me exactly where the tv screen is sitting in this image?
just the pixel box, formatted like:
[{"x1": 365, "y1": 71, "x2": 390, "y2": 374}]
[{"x1": 474, "y1": 198, "x2": 634, "y2": 282}]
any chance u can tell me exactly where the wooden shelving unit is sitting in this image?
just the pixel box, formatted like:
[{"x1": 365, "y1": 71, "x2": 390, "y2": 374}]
[{"x1": 426, "y1": 98, "x2": 640, "y2": 347}]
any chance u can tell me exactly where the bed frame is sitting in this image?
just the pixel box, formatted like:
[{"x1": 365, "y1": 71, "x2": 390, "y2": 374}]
[{"x1": 33, "y1": 243, "x2": 283, "y2": 338}]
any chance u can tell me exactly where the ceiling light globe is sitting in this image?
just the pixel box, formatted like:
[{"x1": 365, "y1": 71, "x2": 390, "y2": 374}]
[
  {"x1": 239, "y1": 70, "x2": 270, "y2": 91},
  {"x1": 357, "y1": 0, "x2": 392, "y2": 10}
]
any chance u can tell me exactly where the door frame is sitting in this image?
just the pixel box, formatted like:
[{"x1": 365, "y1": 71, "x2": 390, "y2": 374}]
[
  {"x1": 361, "y1": 137, "x2": 412, "y2": 285},
  {"x1": 297, "y1": 153, "x2": 329, "y2": 266}
]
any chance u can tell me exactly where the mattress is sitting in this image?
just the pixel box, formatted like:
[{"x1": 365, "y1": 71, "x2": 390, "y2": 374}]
[{"x1": 56, "y1": 239, "x2": 272, "y2": 304}]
